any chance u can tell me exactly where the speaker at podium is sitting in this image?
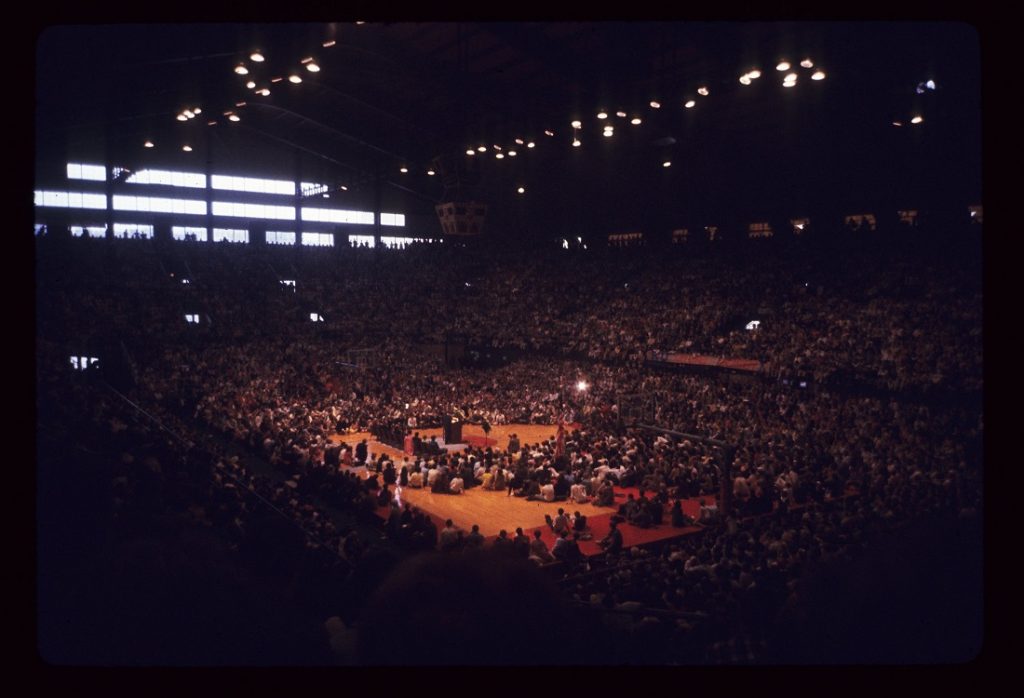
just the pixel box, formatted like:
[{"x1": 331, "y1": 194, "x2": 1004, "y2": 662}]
[{"x1": 443, "y1": 415, "x2": 463, "y2": 444}]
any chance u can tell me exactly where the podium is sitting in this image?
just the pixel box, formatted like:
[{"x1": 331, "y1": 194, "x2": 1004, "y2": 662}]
[{"x1": 443, "y1": 416, "x2": 463, "y2": 444}]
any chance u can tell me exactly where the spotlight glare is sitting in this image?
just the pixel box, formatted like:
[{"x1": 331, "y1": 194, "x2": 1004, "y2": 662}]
[
  {"x1": 800, "y1": 58, "x2": 814, "y2": 68},
  {"x1": 250, "y1": 51, "x2": 264, "y2": 62},
  {"x1": 911, "y1": 115, "x2": 923, "y2": 124},
  {"x1": 697, "y1": 86, "x2": 709, "y2": 96},
  {"x1": 597, "y1": 111, "x2": 608, "y2": 119},
  {"x1": 650, "y1": 100, "x2": 661, "y2": 108},
  {"x1": 288, "y1": 75, "x2": 302, "y2": 83},
  {"x1": 517, "y1": 186, "x2": 525, "y2": 194},
  {"x1": 684, "y1": 100, "x2": 696, "y2": 108},
  {"x1": 576, "y1": 380, "x2": 589, "y2": 392},
  {"x1": 631, "y1": 117, "x2": 642, "y2": 125},
  {"x1": 776, "y1": 61, "x2": 790, "y2": 71},
  {"x1": 571, "y1": 120, "x2": 582, "y2": 129},
  {"x1": 811, "y1": 70, "x2": 826, "y2": 81}
]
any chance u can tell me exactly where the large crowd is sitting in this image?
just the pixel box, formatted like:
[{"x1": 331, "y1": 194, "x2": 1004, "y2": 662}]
[{"x1": 35, "y1": 231, "x2": 982, "y2": 664}]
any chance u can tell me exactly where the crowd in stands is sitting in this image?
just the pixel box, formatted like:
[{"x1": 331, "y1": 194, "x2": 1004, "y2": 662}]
[{"x1": 36, "y1": 232, "x2": 982, "y2": 664}]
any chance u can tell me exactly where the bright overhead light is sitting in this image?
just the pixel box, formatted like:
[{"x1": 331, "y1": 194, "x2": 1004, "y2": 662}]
[
  {"x1": 811, "y1": 70, "x2": 825, "y2": 81},
  {"x1": 662, "y1": 161, "x2": 671, "y2": 167},
  {"x1": 603, "y1": 130, "x2": 613, "y2": 137},
  {"x1": 228, "y1": 114, "x2": 241, "y2": 122},
  {"x1": 193, "y1": 108, "x2": 202, "y2": 114},
  {"x1": 183, "y1": 109, "x2": 194, "y2": 118},
  {"x1": 650, "y1": 100, "x2": 661, "y2": 109},
  {"x1": 477, "y1": 146, "x2": 486, "y2": 152},
  {"x1": 306, "y1": 62, "x2": 320, "y2": 72},
  {"x1": 207, "y1": 120, "x2": 217, "y2": 126},
  {"x1": 571, "y1": 120, "x2": 582, "y2": 129},
  {"x1": 697, "y1": 86, "x2": 709, "y2": 96},
  {"x1": 739, "y1": 75, "x2": 752, "y2": 85},
  {"x1": 527, "y1": 141, "x2": 536, "y2": 148},
  {"x1": 301, "y1": 57, "x2": 313, "y2": 64},
  {"x1": 576, "y1": 380, "x2": 589, "y2": 392},
  {"x1": 235, "y1": 64, "x2": 248, "y2": 75},
  {"x1": 925, "y1": 79, "x2": 936, "y2": 90},
  {"x1": 911, "y1": 115, "x2": 923, "y2": 124},
  {"x1": 143, "y1": 140, "x2": 154, "y2": 148},
  {"x1": 615, "y1": 111, "x2": 627, "y2": 118},
  {"x1": 176, "y1": 114, "x2": 188, "y2": 121},
  {"x1": 544, "y1": 130, "x2": 554, "y2": 137},
  {"x1": 400, "y1": 166, "x2": 408, "y2": 173},
  {"x1": 427, "y1": 169, "x2": 435, "y2": 175},
  {"x1": 515, "y1": 138, "x2": 524, "y2": 145},
  {"x1": 892, "y1": 121, "x2": 903, "y2": 127},
  {"x1": 271, "y1": 77, "x2": 283, "y2": 83},
  {"x1": 748, "y1": 70, "x2": 761, "y2": 79},
  {"x1": 288, "y1": 75, "x2": 302, "y2": 83},
  {"x1": 250, "y1": 51, "x2": 265, "y2": 62},
  {"x1": 783, "y1": 81, "x2": 796, "y2": 88},
  {"x1": 323, "y1": 40, "x2": 336, "y2": 48},
  {"x1": 495, "y1": 152, "x2": 505, "y2": 159},
  {"x1": 182, "y1": 145, "x2": 192, "y2": 152},
  {"x1": 517, "y1": 186, "x2": 525, "y2": 194},
  {"x1": 493, "y1": 144, "x2": 502, "y2": 150},
  {"x1": 257, "y1": 88, "x2": 270, "y2": 96},
  {"x1": 508, "y1": 150, "x2": 517, "y2": 156},
  {"x1": 323, "y1": 193, "x2": 330, "y2": 198},
  {"x1": 246, "y1": 80, "x2": 256, "y2": 89},
  {"x1": 340, "y1": 185, "x2": 348, "y2": 191},
  {"x1": 631, "y1": 117, "x2": 642, "y2": 125},
  {"x1": 235, "y1": 101, "x2": 246, "y2": 107},
  {"x1": 466, "y1": 149, "x2": 475, "y2": 155},
  {"x1": 597, "y1": 111, "x2": 608, "y2": 119},
  {"x1": 800, "y1": 58, "x2": 814, "y2": 68},
  {"x1": 776, "y1": 61, "x2": 790, "y2": 71},
  {"x1": 684, "y1": 100, "x2": 696, "y2": 108},
  {"x1": 572, "y1": 138, "x2": 581, "y2": 147}
]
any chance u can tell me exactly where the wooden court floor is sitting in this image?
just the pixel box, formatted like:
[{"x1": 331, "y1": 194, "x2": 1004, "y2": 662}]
[{"x1": 330, "y1": 423, "x2": 609, "y2": 537}]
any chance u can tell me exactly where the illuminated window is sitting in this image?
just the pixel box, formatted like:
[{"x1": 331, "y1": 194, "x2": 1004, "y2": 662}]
[
  {"x1": 113, "y1": 195, "x2": 205, "y2": 215},
  {"x1": 607, "y1": 232, "x2": 643, "y2": 247},
  {"x1": 790, "y1": 217, "x2": 810, "y2": 234},
  {"x1": 66, "y1": 163, "x2": 107, "y2": 181},
  {"x1": 281, "y1": 279, "x2": 296, "y2": 290},
  {"x1": 745, "y1": 320, "x2": 761, "y2": 331},
  {"x1": 69, "y1": 355, "x2": 99, "y2": 370},
  {"x1": 172, "y1": 226, "x2": 208, "y2": 242},
  {"x1": 897, "y1": 210, "x2": 918, "y2": 226},
  {"x1": 310, "y1": 313, "x2": 324, "y2": 322},
  {"x1": 211, "y1": 174, "x2": 295, "y2": 196},
  {"x1": 125, "y1": 168, "x2": 206, "y2": 188},
  {"x1": 34, "y1": 224, "x2": 47, "y2": 236},
  {"x1": 35, "y1": 190, "x2": 108, "y2": 210},
  {"x1": 348, "y1": 234, "x2": 376, "y2": 248},
  {"x1": 302, "y1": 207, "x2": 375, "y2": 225},
  {"x1": 301, "y1": 232, "x2": 334, "y2": 247},
  {"x1": 748, "y1": 222, "x2": 773, "y2": 239},
  {"x1": 70, "y1": 225, "x2": 107, "y2": 238},
  {"x1": 266, "y1": 231, "x2": 297, "y2": 245},
  {"x1": 706, "y1": 225, "x2": 719, "y2": 242},
  {"x1": 300, "y1": 182, "x2": 330, "y2": 197},
  {"x1": 969, "y1": 205, "x2": 982, "y2": 223},
  {"x1": 672, "y1": 228, "x2": 688, "y2": 244},
  {"x1": 212, "y1": 228, "x2": 249, "y2": 243},
  {"x1": 112, "y1": 223, "x2": 155, "y2": 239},
  {"x1": 184, "y1": 314, "x2": 201, "y2": 324},
  {"x1": 379, "y1": 212, "x2": 407, "y2": 227},
  {"x1": 212, "y1": 201, "x2": 295, "y2": 220}
]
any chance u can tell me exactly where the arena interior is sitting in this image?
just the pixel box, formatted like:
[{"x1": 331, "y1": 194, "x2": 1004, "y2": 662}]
[{"x1": 34, "y1": 21, "x2": 984, "y2": 666}]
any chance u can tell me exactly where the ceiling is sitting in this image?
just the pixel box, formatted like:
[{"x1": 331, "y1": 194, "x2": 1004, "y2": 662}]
[{"x1": 35, "y1": 21, "x2": 983, "y2": 237}]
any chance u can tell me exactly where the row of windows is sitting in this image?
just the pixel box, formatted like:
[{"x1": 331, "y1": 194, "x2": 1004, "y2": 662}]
[
  {"x1": 71, "y1": 225, "x2": 108, "y2": 238},
  {"x1": 213, "y1": 228, "x2": 249, "y2": 244},
  {"x1": 380, "y1": 236, "x2": 437, "y2": 249},
  {"x1": 67, "y1": 163, "x2": 108, "y2": 181},
  {"x1": 172, "y1": 226, "x2": 208, "y2": 242},
  {"x1": 69, "y1": 355, "x2": 100, "y2": 370},
  {"x1": 212, "y1": 174, "x2": 294, "y2": 196},
  {"x1": 266, "y1": 231, "x2": 297, "y2": 245},
  {"x1": 127, "y1": 168, "x2": 206, "y2": 188},
  {"x1": 301, "y1": 207, "x2": 375, "y2": 225},
  {"x1": 113, "y1": 223, "x2": 155, "y2": 239},
  {"x1": 37, "y1": 190, "x2": 403, "y2": 226}
]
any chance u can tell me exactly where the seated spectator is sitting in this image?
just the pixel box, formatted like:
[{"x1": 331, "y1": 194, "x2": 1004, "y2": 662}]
[
  {"x1": 449, "y1": 474, "x2": 464, "y2": 494},
  {"x1": 528, "y1": 529, "x2": 554, "y2": 564}
]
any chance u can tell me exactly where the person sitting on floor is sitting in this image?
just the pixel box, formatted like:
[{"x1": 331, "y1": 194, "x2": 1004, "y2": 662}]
[
  {"x1": 598, "y1": 519, "x2": 624, "y2": 555},
  {"x1": 595, "y1": 479, "x2": 615, "y2": 507},
  {"x1": 528, "y1": 529, "x2": 554, "y2": 564},
  {"x1": 408, "y1": 467, "x2": 423, "y2": 489},
  {"x1": 449, "y1": 474, "x2": 464, "y2": 494},
  {"x1": 570, "y1": 482, "x2": 590, "y2": 504}
]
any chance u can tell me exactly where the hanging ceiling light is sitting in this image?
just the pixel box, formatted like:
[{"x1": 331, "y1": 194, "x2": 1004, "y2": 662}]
[
  {"x1": 228, "y1": 114, "x2": 241, "y2": 122},
  {"x1": 288, "y1": 75, "x2": 302, "y2": 83},
  {"x1": 515, "y1": 138, "x2": 524, "y2": 145},
  {"x1": 508, "y1": 150, "x2": 518, "y2": 157},
  {"x1": 739, "y1": 75, "x2": 752, "y2": 85},
  {"x1": 650, "y1": 100, "x2": 661, "y2": 109},
  {"x1": 527, "y1": 142, "x2": 535, "y2": 148},
  {"x1": 571, "y1": 120, "x2": 582, "y2": 129},
  {"x1": 176, "y1": 114, "x2": 188, "y2": 121},
  {"x1": 495, "y1": 152, "x2": 505, "y2": 159},
  {"x1": 257, "y1": 88, "x2": 270, "y2": 96},
  {"x1": 811, "y1": 70, "x2": 826, "y2": 80},
  {"x1": 776, "y1": 61, "x2": 790, "y2": 71},
  {"x1": 143, "y1": 140, "x2": 154, "y2": 148},
  {"x1": 400, "y1": 166, "x2": 408, "y2": 173},
  {"x1": 597, "y1": 111, "x2": 608, "y2": 119},
  {"x1": 477, "y1": 146, "x2": 487, "y2": 152},
  {"x1": 466, "y1": 149, "x2": 475, "y2": 155},
  {"x1": 322, "y1": 40, "x2": 336, "y2": 48},
  {"x1": 427, "y1": 169, "x2": 435, "y2": 175},
  {"x1": 631, "y1": 117, "x2": 642, "y2": 125},
  {"x1": 748, "y1": 69, "x2": 761, "y2": 79},
  {"x1": 572, "y1": 138, "x2": 581, "y2": 147},
  {"x1": 517, "y1": 186, "x2": 525, "y2": 194},
  {"x1": 544, "y1": 130, "x2": 554, "y2": 137},
  {"x1": 685, "y1": 100, "x2": 696, "y2": 108},
  {"x1": 250, "y1": 51, "x2": 265, "y2": 62},
  {"x1": 271, "y1": 77, "x2": 283, "y2": 83},
  {"x1": 235, "y1": 64, "x2": 248, "y2": 75},
  {"x1": 911, "y1": 115, "x2": 923, "y2": 124},
  {"x1": 182, "y1": 145, "x2": 193, "y2": 152},
  {"x1": 698, "y1": 87, "x2": 709, "y2": 96},
  {"x1": 306, "y1": 62, "x2": 320, "y2": 72},
  {"x1": 246, "y1": 80, "x2": 256, "y2": 89},
  {"x1": 662, "y1": 161, "x2": 671, "y2": 167},
  {"x1": 616, "y1": 111, "x2": 627, "y2": 118},
  {"x1": 800, "y1": 58, "x2": 814, "y2": 68}
]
